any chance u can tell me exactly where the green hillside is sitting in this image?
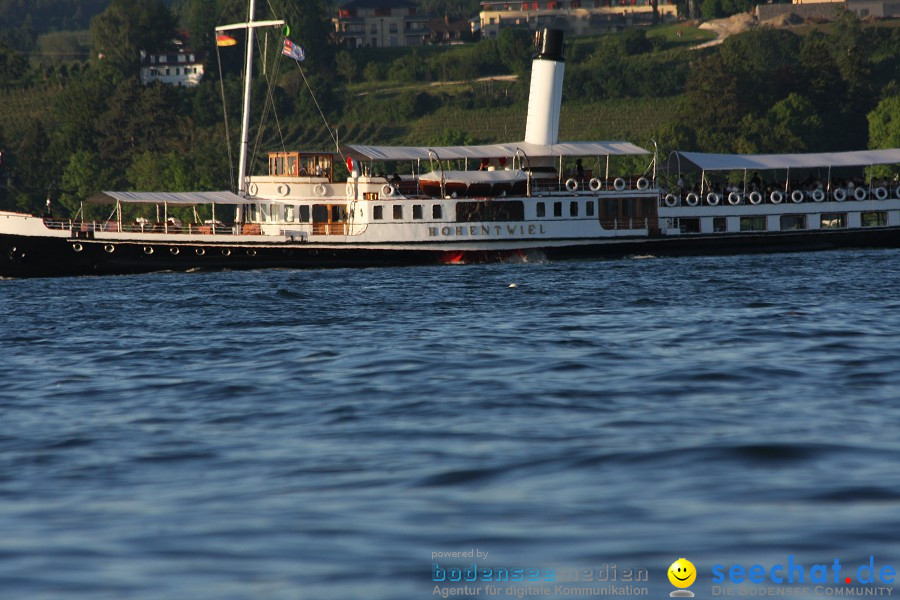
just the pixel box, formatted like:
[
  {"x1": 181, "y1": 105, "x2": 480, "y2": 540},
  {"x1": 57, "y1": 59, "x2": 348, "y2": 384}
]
[{"x1": 1, "y1": 0, "x2": 899, "y2": 217}]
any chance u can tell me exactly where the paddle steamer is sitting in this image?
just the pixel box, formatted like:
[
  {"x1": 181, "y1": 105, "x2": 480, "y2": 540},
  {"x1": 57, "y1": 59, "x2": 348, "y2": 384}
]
[{"x1": 1, "y1": 9, "x2": 899, "y2": 278}]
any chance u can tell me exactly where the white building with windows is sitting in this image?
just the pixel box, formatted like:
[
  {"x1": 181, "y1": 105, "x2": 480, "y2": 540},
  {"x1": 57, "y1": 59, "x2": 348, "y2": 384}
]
[{"x1": 140, "y1": 49, "x2": 205, "y2": 87}]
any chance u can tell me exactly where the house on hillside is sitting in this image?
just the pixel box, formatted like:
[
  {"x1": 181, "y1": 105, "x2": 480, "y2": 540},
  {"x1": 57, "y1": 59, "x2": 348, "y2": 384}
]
[
  {"x1": 478, "y1": 0, "x2": 677, "y2": 38},
  {"x1": 140, "y1": 47, "x2": 205, "y2": 87},
  {"x1": 428, "y1": 15, "x2": 475, "y2": 43},
  {"x1": 756, "y1": 0, "x2": 900, "y2": 21},
  {"x1": 334, "y1": 0, "x2": 431, "y2": 47}
]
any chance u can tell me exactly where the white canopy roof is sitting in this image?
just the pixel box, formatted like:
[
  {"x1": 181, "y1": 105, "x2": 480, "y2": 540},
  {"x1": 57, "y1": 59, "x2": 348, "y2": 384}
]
[
  {"x1": 89, "y1": 191, "x2": 246, "y2": 206},
  {"x1": 675, "y1": 149, "x2": 900, "y2": 172},
  {"x1": 418, "y1": 169, "x2": 527, "y2": 183},
  {"x1": 346, "y1": 141, "x2": 649, "y2": 161}
]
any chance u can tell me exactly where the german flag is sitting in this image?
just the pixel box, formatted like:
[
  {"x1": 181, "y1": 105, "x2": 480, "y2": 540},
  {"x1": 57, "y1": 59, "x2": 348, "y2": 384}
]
[{"x1": 216, "y1": 34, "x2": 237, "y2": 47}]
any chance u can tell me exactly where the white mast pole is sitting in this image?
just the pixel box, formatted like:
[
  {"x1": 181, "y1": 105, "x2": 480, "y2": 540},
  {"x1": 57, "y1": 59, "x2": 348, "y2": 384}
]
[{"x1": 237, "y1": 0, "x2": 257, "y2": 197}]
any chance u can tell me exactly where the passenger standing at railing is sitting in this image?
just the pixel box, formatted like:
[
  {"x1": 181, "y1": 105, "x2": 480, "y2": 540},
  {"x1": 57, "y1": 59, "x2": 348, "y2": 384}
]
[{"x1": 44, "y1": 198, "x2": 52, "y2": 218}]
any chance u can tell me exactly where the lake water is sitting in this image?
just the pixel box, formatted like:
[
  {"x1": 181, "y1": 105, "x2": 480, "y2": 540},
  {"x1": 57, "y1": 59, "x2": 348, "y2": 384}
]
[{"x1": 2, "y1": 249, "x2": 900, "y2": 600}]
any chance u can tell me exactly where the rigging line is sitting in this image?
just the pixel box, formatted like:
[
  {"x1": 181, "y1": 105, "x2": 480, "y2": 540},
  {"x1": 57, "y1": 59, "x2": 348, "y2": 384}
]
[
  {"x1": 216, "y1": 41, "x2": 236, "y2": 192},
  {"x1": 292, "y1": 59, "x2": 345, "y2": 162},
  {"x1": 248, "y1": 31, "x2": 287, "y2": 179}
]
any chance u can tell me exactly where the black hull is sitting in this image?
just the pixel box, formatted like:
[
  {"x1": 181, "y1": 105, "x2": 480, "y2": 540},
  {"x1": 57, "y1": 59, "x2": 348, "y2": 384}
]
[{"x1": 2, "y1": 227, "x2": 900, "y2": 278}]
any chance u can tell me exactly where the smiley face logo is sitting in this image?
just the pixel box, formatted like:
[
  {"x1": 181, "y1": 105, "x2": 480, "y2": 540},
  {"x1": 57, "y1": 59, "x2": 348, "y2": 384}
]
[{"x1": 668, "y1": 558, "x2": 697, "y2": 588}]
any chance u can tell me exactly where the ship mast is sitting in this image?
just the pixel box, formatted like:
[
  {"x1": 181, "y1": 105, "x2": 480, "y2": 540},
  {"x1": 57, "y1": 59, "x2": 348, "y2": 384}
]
[{"x1": 216, "y1": 0, "x2": 284, "y2": 197}]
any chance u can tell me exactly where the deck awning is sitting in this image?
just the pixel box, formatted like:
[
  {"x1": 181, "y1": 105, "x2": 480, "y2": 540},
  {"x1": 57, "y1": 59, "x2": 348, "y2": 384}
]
[
  {"x1": 675, "y1": 149, "x2": 900, "y2": 172},
  {"x1": 346, "y1": 141, "x2": 649, "y2": 162},
  {"x1": 88, "y1": 191, "x2": 247, "y2": 206}
]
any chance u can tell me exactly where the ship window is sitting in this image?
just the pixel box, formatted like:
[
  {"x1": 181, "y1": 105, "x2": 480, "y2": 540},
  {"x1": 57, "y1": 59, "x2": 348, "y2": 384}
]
[
  {"x1": 678, "y1": 218, "x2": 700, "y2": 234},
  {"x1": 585, "y1": 201, "x2": 594, "y2": 216},
  {"x1": 740, "y1": 216, "x2": 767, "y2": 232},
  {"x1": 713, "y1": 217, "x2": 727, "y2": 232},
  {"x1": 299, "y1": 205, "x2": 310, "y2": 222},
  {"x1": 570, "y1": 201, "x2": 578, "y2": 217},
  {"x1": 284, "y1": 205, "x2": 294, "y2": 222},
  {"x1": 393, "y1": 205, "x2": 403, "y2": 219},
  {"x1": 413, "y1": 205, "x2": 423, "y2": 219},
  {"x1": 780, "y1": 214, "x2": 806, "y2": 231},
  {"x1": 432, "y1": 204, "x2": 443, "y2": 219},
  {"x1": 374, "y1": 205, "x2": 384, "y2": 220},
  {"x1": 820, "y1": 213, "x2": 846, "y2": 228},
  {"x1": 536, "y1": 202, "x2": 545, "y2": 217},
  {"x1": 332, "y1": 205, "x2": 348, "y2": 222},
  {"x1": 861, "y1": 211, "x2": 887, "y2": 227},
  {"x1": 553, "y1": 202, "x2": 562, "y2": 217},
  {"x1": 456, "y1": 201, "x2": 525, "y2": 222},
  {"x1": 312, "y1": 204, "x2": 329, "y2": 223}
]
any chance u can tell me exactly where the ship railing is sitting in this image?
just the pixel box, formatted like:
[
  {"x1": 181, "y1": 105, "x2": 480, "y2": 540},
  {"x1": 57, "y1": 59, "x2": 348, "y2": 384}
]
[
  {"x1": 59, "y1": 220, "x2": 237, "y2": 235},
  {"x1": 599, "y1": 218, "x2": 650, "y2": 231}
]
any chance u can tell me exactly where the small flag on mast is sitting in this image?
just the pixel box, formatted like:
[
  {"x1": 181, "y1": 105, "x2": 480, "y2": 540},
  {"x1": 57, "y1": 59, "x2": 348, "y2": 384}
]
[
  {"x1": 216, "y1": 34, "x2": 237, "y2": 46},
  {"x1": 282, "y1": 38, "x2": 305, "y2": 61}
]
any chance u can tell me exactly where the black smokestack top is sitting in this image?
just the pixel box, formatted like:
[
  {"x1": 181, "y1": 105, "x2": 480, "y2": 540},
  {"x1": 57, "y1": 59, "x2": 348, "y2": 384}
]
[{"x1": 533, "y1": 29, "x2": 565, "y2": 61}]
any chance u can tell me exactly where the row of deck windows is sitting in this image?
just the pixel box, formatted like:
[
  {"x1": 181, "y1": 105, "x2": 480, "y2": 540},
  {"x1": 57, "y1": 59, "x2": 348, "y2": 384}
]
[
  {"x1": 677, "y1": 212, "x2": 887, "y2": 234},
  {"x1": 373, "y1": 204, "x2": 443, "y2": 220}
]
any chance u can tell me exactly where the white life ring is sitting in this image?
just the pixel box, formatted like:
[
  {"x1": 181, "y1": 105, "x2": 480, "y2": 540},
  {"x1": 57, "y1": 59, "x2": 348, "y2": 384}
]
[
  {"x1": 169, "y1": 247, "x2": 180, "y2": 256},
  {"x1": 72, "y1": 242, "x2": 83, "y2": 252},
  {"x1": 875, "y1": 186, "x2": 888, "y2": 200},
  {"x1": 853, "y1": 186, "x2": 867, "y2": 201},
  {"x1": 770, "y1": 191, "x2": 784, "y2": 204},
  {"x1": 706, "y1": 192, "x2": 720, "y2": 206},
  {"x1": 381, "y1": 184, "x2": 395, "y2": 197},
  {"x1": 589, "y1": 178, "x2": 602, "y2": 192},
  {"x1": 614, "y1": 177, "x2": 626, "y2": 191},
  {"x1": 104, "y1": 244, "x2": 115, "y2": 253},
  {"x1": 248, "y1": 183, "x2": 258, "y2": 196},
  {"x1": 195, "y1": 248, "x2": 205, "y2": 256},
  {"x1": 315, "y1": 183, "x2": 327, "y2": 197},
  {"x1": 834, "y1": 188, "x2": 847, "y2": 202},
  {"x1": 895, "y1": 186, "x2": 900, "y2": 199},
  {"x1": 565, "y1": 178, "x2": 578, "y2": 192},
  {"x1": 811, "y1": 189, "x2": 825, "y2": 202},
  {"x1": 685, "y1": 192, "x2": 699, "y2": 207},
  {"x1": 749, "y1": 191, "x2": 763, "y2": 205},
  {"x1": 346, "y1": 182, "x2": 355, "y2": 199},
  {"x1": 636, "y1": 177, "x2": 650, "y2": 191},
  {"x1": 727, "y1": 192, "x2": 741, "y2": 205},
  {"x1": 277, "y1": 184, "x2": 290, "y2": 197},
  {"x1": 143, "y1": 246, "x2": 154, "y2": 255},
  {"x1": 791, "y1": 190, "x2": 804, "y2": 204},
  {"x1": 664, "y1": 193, "x2": 678, "y2": 207}
]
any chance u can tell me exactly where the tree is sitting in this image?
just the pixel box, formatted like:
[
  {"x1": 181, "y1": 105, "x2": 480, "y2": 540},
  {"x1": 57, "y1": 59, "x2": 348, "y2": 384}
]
[
  {"x1": 90, "y1": 0, "x2": 177, "y2": 76},
  {"x1": 868, "y1": 95, "x2": 900, "y2": 149},
  {"x1": 867, "y1": 95, "x2": 900, "y2": 178},
  {"x1": 498, "y1": 29, "x2": 532, "y2": 78},
  {"x1": 335, "y1": 51, "x2": 357, "y2": 85}
]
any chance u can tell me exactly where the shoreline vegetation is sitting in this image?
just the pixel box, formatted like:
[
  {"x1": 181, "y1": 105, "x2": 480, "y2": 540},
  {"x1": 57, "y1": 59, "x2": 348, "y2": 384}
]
[{"x1": 1, "y1": 0, "x2": 899, "y2": 217}]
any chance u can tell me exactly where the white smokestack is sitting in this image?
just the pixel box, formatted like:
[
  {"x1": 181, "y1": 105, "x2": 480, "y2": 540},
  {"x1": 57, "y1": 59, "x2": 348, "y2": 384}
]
[{"x1": 524, "y1": 29, "x2": 565, "y2": 146}]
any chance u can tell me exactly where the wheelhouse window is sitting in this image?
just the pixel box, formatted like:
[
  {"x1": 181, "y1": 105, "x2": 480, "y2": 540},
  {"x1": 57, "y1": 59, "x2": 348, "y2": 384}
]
[
  {"x1": 861, "y1": 211, "x2": 887, "y2": 227},
  {"x1": 433, "y1": 205, "x2": 443, "y2": 219},
  {"x1": 740, "y1": 216, "x2": 767, "y2": 232},
  {"x1": 553, "y1": 202, "x2": 562, "y2": 217},
  {"x1": 373, "y1": 205, "x2": 384, "y2": 220},
  {"x1": 413, "y1": 205, "x2": 423, "y2": 220},
  {"x1": 393, "y1": 205, "x2": 403, "y2": 219},
  {"x1": 821, "y1": 213, "x2": 846, "y2": 229},
  {"x1": 536, "y1": 202, "x2": 545, "y2": 217},
  {"x1": 570, "y1": 201, "x2": 578, "y2": 217},
  {"x1": 780, "y1": 215, "x2": 806, "y2": 231},
  {"x1": 455, "y1": 201, "x2": 525, "y2": 222}
]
